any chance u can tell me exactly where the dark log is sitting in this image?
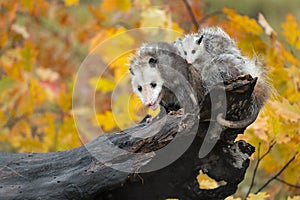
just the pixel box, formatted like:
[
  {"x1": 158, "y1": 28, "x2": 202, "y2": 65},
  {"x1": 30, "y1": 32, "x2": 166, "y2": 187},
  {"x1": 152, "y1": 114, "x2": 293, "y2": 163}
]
[{"x1": 0, "y1": 75, "x2": 257, "y2": 200}]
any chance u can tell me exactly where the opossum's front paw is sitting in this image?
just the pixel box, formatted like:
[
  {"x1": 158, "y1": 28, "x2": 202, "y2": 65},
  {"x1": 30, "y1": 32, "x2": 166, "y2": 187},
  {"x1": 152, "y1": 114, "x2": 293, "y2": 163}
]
[
  {"x1": 139, "y1": 114, "x2": 152, "y2": 124},
  {"x1": 146, "y1": 117, "x2": 153, "y2": 123}
]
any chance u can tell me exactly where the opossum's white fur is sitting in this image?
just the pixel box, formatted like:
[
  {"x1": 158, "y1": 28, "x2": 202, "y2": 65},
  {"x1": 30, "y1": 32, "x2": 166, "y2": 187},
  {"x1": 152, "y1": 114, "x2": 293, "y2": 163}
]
[
  {"x1": 174, "y1": 33, "x2": 202, "y2": 64},
  {"x1": 129, "y1": 42, "x2": 198, "y2": 112},
  {"x1": 174, "y1": 27, "x2": 270, "y2": 108},
  {"x1": 130, "y1": 60, "x2": 163, "y2": 110}
]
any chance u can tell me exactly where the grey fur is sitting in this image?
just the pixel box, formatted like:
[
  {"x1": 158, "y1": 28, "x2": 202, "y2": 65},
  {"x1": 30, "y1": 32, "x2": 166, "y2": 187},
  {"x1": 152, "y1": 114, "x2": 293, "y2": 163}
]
[
  {"x1": 174, "y1": 27, "x2": 270, "y2": 109},
  {"x1": 130, "y1": 28, "x2": 270, "y2": 129},
  {"x1": 130, "y1": 42, "x2": 203, "y2": 113}
]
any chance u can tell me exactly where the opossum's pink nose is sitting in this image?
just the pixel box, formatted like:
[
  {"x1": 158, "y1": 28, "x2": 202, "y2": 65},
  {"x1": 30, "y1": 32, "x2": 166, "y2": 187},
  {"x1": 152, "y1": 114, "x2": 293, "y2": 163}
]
[
  {"x1": 146, "y1": 101, "x2": 154, "y2": 106},
  {"x1": 186, "y1": 60, "x2": 192, "y2": 64}
]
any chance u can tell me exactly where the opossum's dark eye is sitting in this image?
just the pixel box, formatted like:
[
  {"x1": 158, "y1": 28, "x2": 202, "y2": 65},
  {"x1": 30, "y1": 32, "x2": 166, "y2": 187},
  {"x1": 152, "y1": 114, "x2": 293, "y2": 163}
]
[
  {"x1": 138, "y1": 85, "x2": 142, "y2": 92},
  {"x1": 184, "y1": 51, "x2": 187, "y2": 55},
  {"x1": 148, "y1": 57, "x2": 157, "y2": 64},
  {"x1": 196, "y1": 35, "x2": 204, "y2": 45},
  {"x1": 191, "y1": 50, "x2": 196, "y2": 54},
  {"x1": 150, "y1": 82, "x2": 157, "y2": 88}
]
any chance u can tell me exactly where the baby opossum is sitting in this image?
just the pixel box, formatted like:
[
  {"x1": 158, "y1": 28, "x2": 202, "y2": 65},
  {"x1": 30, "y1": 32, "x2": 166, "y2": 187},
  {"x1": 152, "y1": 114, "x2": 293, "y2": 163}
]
[
  {"x1": 174, "y1": 27, "x2": 270, "y2": 110},
  {"x1": 174, "y1": 27, "x2": 240, "y2": 65},
  {"x1": 129, "y1": 42, "x2": 202, "y2": 113}
]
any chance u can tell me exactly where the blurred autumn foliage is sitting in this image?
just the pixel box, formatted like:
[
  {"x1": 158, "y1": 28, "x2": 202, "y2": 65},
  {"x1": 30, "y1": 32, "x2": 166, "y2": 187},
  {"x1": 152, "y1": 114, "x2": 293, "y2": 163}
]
[{"x1": 0, "y1": 0, "x2": 300, "y2": 199}]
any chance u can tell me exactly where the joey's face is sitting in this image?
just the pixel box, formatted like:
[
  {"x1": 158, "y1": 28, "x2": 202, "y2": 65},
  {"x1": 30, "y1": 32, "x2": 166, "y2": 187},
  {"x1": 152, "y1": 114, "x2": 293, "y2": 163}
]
[
  {"x1": 179, "y1": 34, "x2": 205, "y2": 64},
  {"x1": 129, "y1": 57, "x2": 164, "y2": 110}
]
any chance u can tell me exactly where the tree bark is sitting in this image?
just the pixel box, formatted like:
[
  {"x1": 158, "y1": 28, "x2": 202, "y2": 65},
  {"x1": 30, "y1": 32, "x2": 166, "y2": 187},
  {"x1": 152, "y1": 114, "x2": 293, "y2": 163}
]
[{"x1": 0, "y1": 75, "x2": 257, "y2": 200}]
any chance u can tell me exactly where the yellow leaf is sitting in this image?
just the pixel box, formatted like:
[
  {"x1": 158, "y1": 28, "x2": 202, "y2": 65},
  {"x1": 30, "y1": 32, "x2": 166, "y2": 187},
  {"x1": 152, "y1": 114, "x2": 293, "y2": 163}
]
[
  {"x1": 100, "y1": 0, "x2": 117, "y2": 12},
  {"x1": 20, "y1": 41, "x2": 37, "y2": 71},
  {"x1": 225, "y1": 196, "x2": 242, "y2": 200},
  {"x1": 0, "y1": 128, "x2": 9, "y2": 143},
  {"x1": 90, "y1": 77, "x2": 116, "y2": 93},
  {"x1": 247, "y1": 192, "x2": 270, "y2": 200},
  {"x1": 171, "y1": 22, "x2": 184, "y2": 35},
  {"x1": 30, "y1": 79, "x2": 47, "y2": 106},
  {"x1": 148, "y1": 105, "x2": 160, "y2": 118},
  {"x1": 197, "y1": 170, "x2": 226, "y2": 189},
  {"x1": 116, "y1": 0, "x2": 131, "y2": 12},
  {"x1": 10, "y1": 120, "x2": 32, "y2": 150},
  {"x1": 223, "y1": 8, "x2": 262, "y2": 35},
  {"x1": 0, "y1": 48, "x2": 21, "y2": 78},
  {"x1": 281, "y1": 14, "x2": 300, "y2": 49},
  {"x1": 281, "y1": 46, "x2": 300, "y2": 66},
  {"x1": 96, "y1": 111, "x2": 117, "y2": 131},
  {"x1": 57, "y1": 83, "x2": 72, "y2": 112},
  {"x1": 128, "y1": 93, "x2": 147, "y2": 122},
  {"x1": 0, "y1": 111, "x2": 7, "y2": 128},
  {"x1": 41, "y1": 113, "x2": 56, "y2": 151},
  {"x1": 110, "y1": 53, "x2": 132, "y2": 81},
  {"x1": 101, "y1": 0, "x2": 131, "y2": 12},
  {"x1": 64, "y1": 0, "x2": 79, "y2": 6},
  {"x1": 57, "y1": 116, "x2": 81, "y2": 150},
  {"x1": 19, "y1": 0, "x2": 33, "y2": 11},
  {"x1": 113, "y1": 93, "x2": 136, "y2": 130},
  {"x1": 113, "y1": 64, "x2": 131, "y2": 82},
  {"x1": 130, "y1": 93, "x2": 157, "y2": 123},
  {"x1": 90, "y1": 27, "x2": 134, "y2": 59}
]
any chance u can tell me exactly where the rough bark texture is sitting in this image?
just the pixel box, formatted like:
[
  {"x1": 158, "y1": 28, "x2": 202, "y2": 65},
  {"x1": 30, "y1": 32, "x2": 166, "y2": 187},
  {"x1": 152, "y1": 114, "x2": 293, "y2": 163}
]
[{"x1": 0, "y1": 75, "x2": 258, "y2": 200}]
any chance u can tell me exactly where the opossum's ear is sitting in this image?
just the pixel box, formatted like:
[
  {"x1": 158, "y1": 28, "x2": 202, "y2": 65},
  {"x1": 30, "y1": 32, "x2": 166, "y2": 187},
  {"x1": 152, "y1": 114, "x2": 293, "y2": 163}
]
[
  {"x1": 195, "y1": 35, "x2": 204, "y2": 45},
  {"x1": 148, "y1": 57, "x2": 157, "y2": 67},
  {"x1": 174, "y1": 37, "x2": 182, "y2": 46},
  {"x1": 129, "y1": 68, "x2": 135, "y2": 75}
]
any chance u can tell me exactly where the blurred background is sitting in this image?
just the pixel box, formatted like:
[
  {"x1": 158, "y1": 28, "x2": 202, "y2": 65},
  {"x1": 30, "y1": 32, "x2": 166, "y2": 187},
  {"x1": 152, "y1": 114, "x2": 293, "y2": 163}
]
[
  {"x1": 204, "y1": 0, "x2": 300, "y2": 29},
  {"x1": 0, "y1": 0, "x2": 299, "y2": 199}
]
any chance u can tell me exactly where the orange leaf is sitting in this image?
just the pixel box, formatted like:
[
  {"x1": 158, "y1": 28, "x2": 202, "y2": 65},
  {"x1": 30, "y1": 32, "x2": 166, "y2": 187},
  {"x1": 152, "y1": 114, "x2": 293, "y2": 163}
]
[
  {"x1": 100, "y1": 0, "x2": 131, "y2": 12},
  {"x1": 223, "y1": 8, "x2": 262, "y2": 35},
  {"x1": 64, "y1": 0, "x2": 79, "y2": 6}
]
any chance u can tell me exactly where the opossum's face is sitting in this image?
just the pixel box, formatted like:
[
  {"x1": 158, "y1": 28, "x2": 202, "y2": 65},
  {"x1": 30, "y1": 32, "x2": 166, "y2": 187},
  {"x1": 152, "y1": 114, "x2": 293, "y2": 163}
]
[
  {"x1": 174, "y1": 34, "x2": 205, "y2": 64},
  {"x1": 129, "y1": 57, "x2": 164, "y2": 110}
]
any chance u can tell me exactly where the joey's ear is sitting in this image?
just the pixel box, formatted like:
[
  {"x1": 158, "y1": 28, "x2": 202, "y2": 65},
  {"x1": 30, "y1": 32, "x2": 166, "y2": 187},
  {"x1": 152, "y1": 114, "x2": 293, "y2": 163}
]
[
  {"x1": 195, "y1": 35, "x2": 204, "y2": 45},
  {"x1": 129, "y1": 68, "x2": 135, "y2": 75},
  {"x1": 148, "y1": 57, "x2": 158, "y2": 67},
  {"x1": 174, "y1": 38, "x2": 182, "y2": 47}
]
